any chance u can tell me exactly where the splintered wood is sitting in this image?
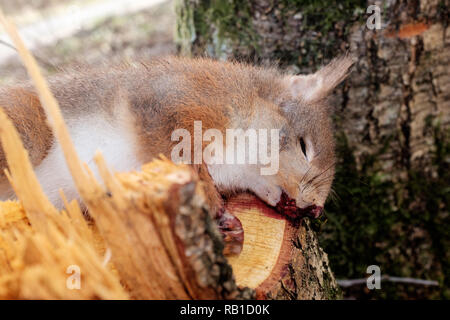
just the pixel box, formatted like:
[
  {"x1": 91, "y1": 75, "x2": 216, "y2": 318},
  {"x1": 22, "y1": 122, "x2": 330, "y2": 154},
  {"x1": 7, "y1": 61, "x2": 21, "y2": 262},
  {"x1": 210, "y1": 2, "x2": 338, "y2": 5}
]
[
  {"x1": 0, "y1": 109, "x2": 127, "y2": 299},
  {"x1": 0, "y1": 8, "x2": 249, "y2": 300},
  {"x1": 0, "y1": 106, "x2": 250, "y2": 299},
  {"x1": 81, "y1": 157, "x2": 251, "y2": 299},
  {"x1": 0, "y1": 6, "x2": 339, "y2": 300}
]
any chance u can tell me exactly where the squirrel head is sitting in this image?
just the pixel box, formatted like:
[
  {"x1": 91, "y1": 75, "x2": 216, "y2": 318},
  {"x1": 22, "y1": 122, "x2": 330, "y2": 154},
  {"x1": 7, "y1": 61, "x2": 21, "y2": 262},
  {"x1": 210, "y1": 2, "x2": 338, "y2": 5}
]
[
  {"x1": 209, "y1": 56, "x2": 354, "y2": 218},
  {"x1": 277, "y1": 56, "x2": 354, "y2": 216}
]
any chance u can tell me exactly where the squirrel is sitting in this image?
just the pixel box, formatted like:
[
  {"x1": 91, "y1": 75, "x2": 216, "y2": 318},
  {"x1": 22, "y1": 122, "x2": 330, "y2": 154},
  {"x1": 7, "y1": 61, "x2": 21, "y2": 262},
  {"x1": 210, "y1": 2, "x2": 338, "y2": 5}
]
[{"x1": 0, "y1": 55, "x2": 353, "y2": 255}]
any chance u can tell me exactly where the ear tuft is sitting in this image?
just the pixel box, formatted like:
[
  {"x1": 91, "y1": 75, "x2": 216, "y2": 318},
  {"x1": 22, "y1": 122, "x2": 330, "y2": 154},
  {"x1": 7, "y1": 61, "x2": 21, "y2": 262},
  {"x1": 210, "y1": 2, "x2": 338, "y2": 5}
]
[{"x1": 288, "y1": 54, "x2": 355, "y2": 102}]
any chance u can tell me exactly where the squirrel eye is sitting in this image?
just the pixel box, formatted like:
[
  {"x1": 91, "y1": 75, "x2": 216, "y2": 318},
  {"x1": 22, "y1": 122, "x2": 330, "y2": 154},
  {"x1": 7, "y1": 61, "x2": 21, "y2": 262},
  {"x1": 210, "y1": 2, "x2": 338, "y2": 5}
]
[{"x1": 299, "y1": 137, "x2": 307, "y2": 158}]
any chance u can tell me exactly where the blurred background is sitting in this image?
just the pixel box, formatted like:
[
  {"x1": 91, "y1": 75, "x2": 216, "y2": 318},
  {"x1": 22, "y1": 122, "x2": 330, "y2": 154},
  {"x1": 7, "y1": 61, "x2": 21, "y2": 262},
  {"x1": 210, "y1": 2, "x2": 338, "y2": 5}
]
[{"x1": 0, "y1": 0, "x2": 448, "y2": 299}]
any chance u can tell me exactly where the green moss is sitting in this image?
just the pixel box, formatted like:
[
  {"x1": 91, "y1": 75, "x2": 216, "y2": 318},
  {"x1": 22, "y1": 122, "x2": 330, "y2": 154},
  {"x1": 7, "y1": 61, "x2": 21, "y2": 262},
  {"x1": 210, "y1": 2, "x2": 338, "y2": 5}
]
[
  {"x1": 175, "y1": 0, "x2": 368, "y2": 71},
  {"x1": 282, "y1": 0, "x2": 366, "y2": 33},
  {"x1": 176, "y1": 0, "x2": 366, "y2": 65},
  {"x1": 322, "y1": 269, "x2": 343, "y2": 299},
  {"x1": 275, "y1": 0, "x2": 366, "y2": 68},
  {"x1": 175, "y1": 0, "x2": 197, "y2": 56},
  {"x1": 175, "y1": 0, "x2": 258, "y2": 58}
]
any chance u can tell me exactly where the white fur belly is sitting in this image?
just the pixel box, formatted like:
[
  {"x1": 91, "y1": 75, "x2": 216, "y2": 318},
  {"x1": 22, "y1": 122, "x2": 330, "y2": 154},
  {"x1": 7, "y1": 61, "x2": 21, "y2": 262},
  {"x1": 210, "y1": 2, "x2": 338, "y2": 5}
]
[{"x1": 32, "y1": 114, "x2": 142, "y2": 209}]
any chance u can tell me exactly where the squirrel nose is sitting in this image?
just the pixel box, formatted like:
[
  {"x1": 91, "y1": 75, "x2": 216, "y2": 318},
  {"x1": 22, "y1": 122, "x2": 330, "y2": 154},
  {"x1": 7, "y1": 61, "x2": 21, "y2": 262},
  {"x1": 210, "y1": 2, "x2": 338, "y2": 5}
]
[{"x1": 304, "y1": 205, "x2": 323, "y2": 219}]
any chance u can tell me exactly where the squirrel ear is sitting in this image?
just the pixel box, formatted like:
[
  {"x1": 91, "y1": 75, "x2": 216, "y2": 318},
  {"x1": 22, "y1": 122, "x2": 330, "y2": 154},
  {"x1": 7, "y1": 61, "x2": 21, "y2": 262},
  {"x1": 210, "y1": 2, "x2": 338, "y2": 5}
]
[{"x1": 288, "y1": 55, "x2": 355, "y2": 102}]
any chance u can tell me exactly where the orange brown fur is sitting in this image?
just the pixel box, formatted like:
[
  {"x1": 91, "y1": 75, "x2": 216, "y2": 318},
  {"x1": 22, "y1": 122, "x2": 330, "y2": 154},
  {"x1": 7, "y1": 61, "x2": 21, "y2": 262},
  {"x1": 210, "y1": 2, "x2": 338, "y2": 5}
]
[
  {"x1": 0, "y1": 56, "x2": 353, "y2": 217},
  {"x1": 0, "y1": 87, "x2": 52, "y2": 176}
]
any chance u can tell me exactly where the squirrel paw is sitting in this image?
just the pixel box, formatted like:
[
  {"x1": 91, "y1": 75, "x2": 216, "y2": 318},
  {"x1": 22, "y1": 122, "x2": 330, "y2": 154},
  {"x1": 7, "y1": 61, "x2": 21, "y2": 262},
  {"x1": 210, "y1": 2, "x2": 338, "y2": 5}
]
[{"x1": 216, "y1": 208, "x2": 244, "y2": 256}]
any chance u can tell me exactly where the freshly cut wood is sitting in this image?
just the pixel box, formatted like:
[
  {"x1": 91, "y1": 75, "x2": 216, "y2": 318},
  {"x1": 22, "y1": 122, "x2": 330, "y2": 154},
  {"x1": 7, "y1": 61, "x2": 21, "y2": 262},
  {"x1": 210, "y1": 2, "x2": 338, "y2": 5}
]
[
  {"x1": 226, "y1": 194, "x2": 295, "y2": 291},
  {"x1": 82, "y1": 157, "x2": 254, "y2": 299},
  {"x1": 226, "y1": 194, "x2": 340, "y2": 300}
]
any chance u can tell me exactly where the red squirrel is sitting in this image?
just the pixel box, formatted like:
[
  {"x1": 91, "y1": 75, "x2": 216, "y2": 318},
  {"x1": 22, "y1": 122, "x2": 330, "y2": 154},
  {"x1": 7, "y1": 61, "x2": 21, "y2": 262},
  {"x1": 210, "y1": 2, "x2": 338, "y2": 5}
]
[{"x1": 0, "y1": 56, "x2": 353, "y2": 254}]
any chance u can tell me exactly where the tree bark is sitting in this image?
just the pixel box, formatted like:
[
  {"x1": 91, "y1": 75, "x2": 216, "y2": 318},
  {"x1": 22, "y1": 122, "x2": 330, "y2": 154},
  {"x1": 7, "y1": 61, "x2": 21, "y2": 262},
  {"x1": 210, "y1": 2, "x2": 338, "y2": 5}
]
[
  {"x1": 175, "y1": 0, "x2": 449, "y2": 176},
  {"x1": 174, "y1": 0, "x2": 449, "y2": 299}
]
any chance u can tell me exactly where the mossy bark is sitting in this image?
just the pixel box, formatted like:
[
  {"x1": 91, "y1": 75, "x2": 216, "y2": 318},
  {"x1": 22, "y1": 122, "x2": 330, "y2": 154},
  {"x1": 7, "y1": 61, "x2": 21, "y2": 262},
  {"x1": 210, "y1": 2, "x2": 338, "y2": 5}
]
[
  {"x1": 175, "y1": 0, "x2": 449, "y2": 173},
  {"x1": 175, "y1": 0, "x2": 450, "y2": 299},
  {"x1": 264, "y1": 219, "x2": 341, "y2": 300}
]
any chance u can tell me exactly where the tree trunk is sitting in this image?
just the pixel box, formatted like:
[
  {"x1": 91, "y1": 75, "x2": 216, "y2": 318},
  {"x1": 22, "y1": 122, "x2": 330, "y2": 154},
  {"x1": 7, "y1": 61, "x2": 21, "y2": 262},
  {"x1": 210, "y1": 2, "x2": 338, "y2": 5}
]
[
  {"x1": 174, "y1": 0, "x2": 449, "y2": 298},
  {"x1": 225, "y1": 194, "x2": 340, "y2": 300},
  {"x1": 175, "y1": 0, "x2": 448, "y2": 175}
]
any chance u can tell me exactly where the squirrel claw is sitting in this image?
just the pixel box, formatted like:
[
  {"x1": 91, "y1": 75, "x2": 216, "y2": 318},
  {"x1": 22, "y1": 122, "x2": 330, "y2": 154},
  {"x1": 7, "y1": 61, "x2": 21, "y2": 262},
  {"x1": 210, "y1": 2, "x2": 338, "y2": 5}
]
[{"x1": 216, "y1": 208, "x2": 244, "y2": 256}]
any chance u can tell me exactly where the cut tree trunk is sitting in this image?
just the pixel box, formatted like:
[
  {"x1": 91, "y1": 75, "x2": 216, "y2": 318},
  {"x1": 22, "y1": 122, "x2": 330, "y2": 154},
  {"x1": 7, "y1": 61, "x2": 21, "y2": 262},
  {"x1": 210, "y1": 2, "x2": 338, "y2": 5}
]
[
  {"x1": 0, "y1": 104, "x2": 338, "y2": 299},
  {"x1": 226, "y1": 194, "x2": 340, "y2": 299}
]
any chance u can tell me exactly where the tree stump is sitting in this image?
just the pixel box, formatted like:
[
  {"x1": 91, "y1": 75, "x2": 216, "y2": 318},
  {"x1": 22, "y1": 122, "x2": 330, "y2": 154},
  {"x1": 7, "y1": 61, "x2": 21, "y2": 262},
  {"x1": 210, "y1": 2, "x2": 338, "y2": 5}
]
[
  {"x1": 226, "y1": 194, "x2": 340, "y2": 299},
  {"x1": 75, "y1": 158, "x2": 340, "y2": 299}
]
